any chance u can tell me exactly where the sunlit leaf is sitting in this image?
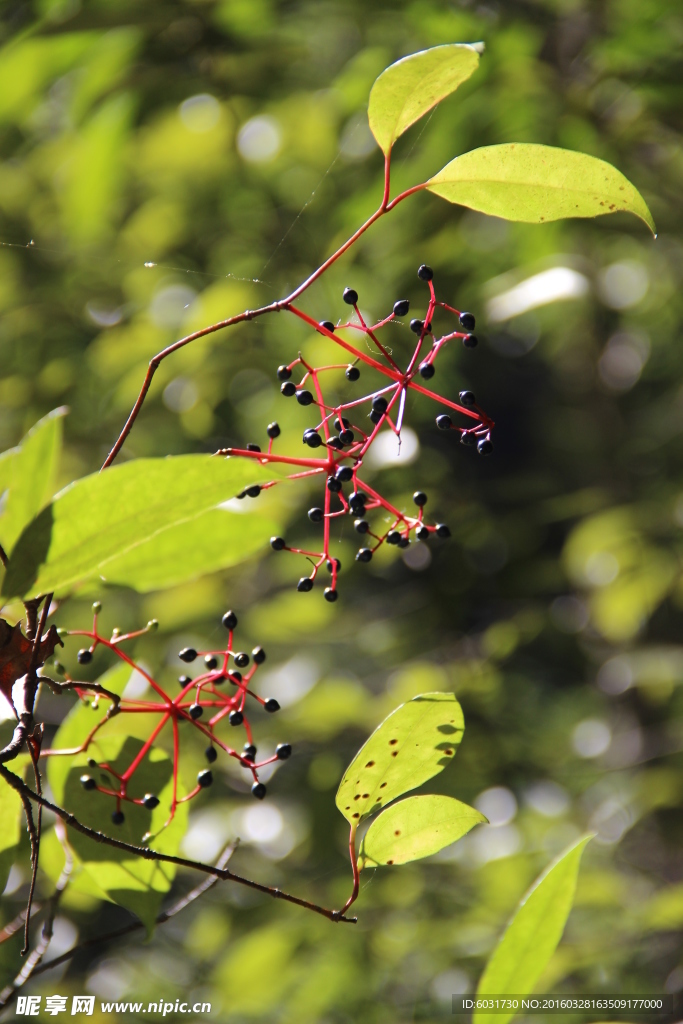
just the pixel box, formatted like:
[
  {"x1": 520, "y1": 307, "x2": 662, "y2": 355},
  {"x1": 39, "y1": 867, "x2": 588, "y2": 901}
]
[
  {"x1": 427, "y1": 144, "x2": 655, "y2": 233},
  {"x1": 99, "y1": 505, "x2": 280, "y2": 592},
  {"x1": 368, "y1": 44, "x2": 481, "y2": 156},
  {"x1": 0, "y1": 407, "x2": 66, "y2": 555},
  {"x1": 358, "y1": 794, "x2": 485, "y2": 868},
  {"x1": 474, "y1": 835, "x2": 593, "y2": 1024},
  {"x1": 335, "y1": 692, "x2": 464, "y2": 826},
  {"x1": 2, "y1": 455, "x2": 282, "y2": 599}
]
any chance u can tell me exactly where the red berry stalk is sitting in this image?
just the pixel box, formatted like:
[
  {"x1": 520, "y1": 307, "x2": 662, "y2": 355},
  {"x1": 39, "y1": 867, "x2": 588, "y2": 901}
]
[
  {"x1": 218, "y1": 266, "x2": 493, "y2": 599},
  {"x1": 43, "y1": 607, "x2": 290, "y2": 833}
]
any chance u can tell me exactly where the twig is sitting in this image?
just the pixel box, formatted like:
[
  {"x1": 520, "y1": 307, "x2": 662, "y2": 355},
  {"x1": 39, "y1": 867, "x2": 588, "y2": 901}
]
[
  {"x1": 0, "y1": 822, "x2": 72, "y2": 1008},
  {"x1": 0, "y1": 905, "x2": 42, "y2": 945},
  {"x1": 28, "y1": 842, "x2": 238, "y2": 980},
  {"x1": 0, "y1": 765, "x2": 356, "y2": 924}
]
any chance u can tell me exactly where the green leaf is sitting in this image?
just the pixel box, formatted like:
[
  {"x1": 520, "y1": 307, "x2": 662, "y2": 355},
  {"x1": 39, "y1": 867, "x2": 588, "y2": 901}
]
[
  {"x1": 474, "y1": 835, "x2": 593, "y2": 1024},
  {"x1": 48, "y1": 678, "x2": 188, "y2": 933},
  {"x1": 335, "y1": 692, "x2": 464, "y2": 826},
  {"x1": 0, "y1": 773, "x2": 24, "y2": 893},
  {"x1": 0, "y1": 407, "x2": 66, "y2": 556},
  {"x1": 368, "y1": 44, "x2": 481, "y2": 156},
  {"x1": 427, "y1": 144, "x2": 655, "y2": 234},
  {"x1": 2, "y1": 455, "x2": 282, "y2": 599},
  {"x1": 358, "y1": 794, "x2": 485, "y2": 869},
  {"x1": 98, "y1": 504, "x2": 279, "y2": 593}
]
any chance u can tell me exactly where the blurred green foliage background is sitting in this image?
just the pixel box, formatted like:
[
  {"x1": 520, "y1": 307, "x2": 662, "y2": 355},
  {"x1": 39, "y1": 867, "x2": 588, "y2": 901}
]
[{"x1": 1, "y1": 0, "x2": 683, "y2": 1020}]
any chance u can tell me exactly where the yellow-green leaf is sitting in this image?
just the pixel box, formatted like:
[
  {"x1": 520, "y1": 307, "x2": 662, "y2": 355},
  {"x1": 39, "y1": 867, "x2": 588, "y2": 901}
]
[
  {"x1": 368, "y1": 44, "x2": 481, "y2": 156},
  {"x1": 0, "y1": 407, "x2": 66, "y2": 556},
  {"x1": 335, "y1": 692, "x2": 464, "y2": 826},
  {"x1": 427, "y1": 144, "x2": 655, "y2": 234},
  {"x1": 2, "y1": 455, "x2": 282, "y2": 599},
  {"x1": 358, "y1": 794, "x2": 485, "y2": 868},
  {"x1": 475, "y1": 835, "x2": 593, "y2": 1024}
]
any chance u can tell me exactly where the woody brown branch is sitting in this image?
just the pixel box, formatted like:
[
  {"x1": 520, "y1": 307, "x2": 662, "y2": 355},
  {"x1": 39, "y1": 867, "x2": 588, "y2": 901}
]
[{"x1": 0, "y1": 764, "x2": 356, "y2": 925}]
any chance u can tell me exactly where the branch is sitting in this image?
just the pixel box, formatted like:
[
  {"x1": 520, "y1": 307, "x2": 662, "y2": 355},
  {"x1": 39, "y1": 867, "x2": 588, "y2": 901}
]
[
  {"x1": 0, "y1": 765, "x2": 356, "y2": 924},
  {"x1": 0, "y1": 822, "x2": 72, "y2": 1009},
  {"x1": 101, "y1": 176, "x2": 426, "y2": 470},
  {"x1": 27, "y1": 842, "x2": 238, "y2": 981}
]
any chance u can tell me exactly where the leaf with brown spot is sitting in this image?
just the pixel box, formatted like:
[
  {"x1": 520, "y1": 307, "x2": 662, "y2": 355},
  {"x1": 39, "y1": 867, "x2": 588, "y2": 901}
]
[
  {"x1": 358, "y1": 795, "x2": 486, "y2": 869},
  {"x1": 335, "y1": 692, "x2": 464, "y2": 826}
]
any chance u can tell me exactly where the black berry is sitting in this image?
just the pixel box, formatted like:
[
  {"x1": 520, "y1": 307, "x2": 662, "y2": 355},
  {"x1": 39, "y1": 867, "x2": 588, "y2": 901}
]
[
  {"x1": 267, "y1": 422, "x2": 281, "y2": 439},
  {"x1": 436, "y1": 414, "x2": 452, "y2": 430},
  {"x1": 413, "y1": 491, "x2": 427, "y2": 507},
  {"x1": 276, "y1": 743, "x2": 292, "y2": 760},
  {"x1": 303, "y1": 429, "x2": 322, "y2": 448},
  {"x1": 111, "y1": 810, "x2": 125, "y2": 825},
  {"x1": 308, "y1": 507, "x2": 324, "y2": 523},
  {"x1": 229, "y1": 709, "x2": 244, "y2": 726},
  {"x1": 345, "y1": 365, "x2": 360, "y2": 381},
  {"x1": 204, "y1": 655, "x2": 218, "y2": 670},
  {"x1": 270, "y1": 536, "x2": 285, "y2": 551},
  {"x1": 296, "y1": 389, "x2": 313, "y2": 406},
  {"x1": 459, "y1": 390, "x2": 476, "y2": 407},
  {"x1": 349, "y1": 491, "x2": 366, "y2": 511},
  {"x1": 324, "y1": 587, "x2": 338, "y2": 602},
  {"x1": 419, "y1": 361, "x2": 434, "y2": 379},
  {"x1": 354, "y1": 519, "x2": 369, "y2": 534},
  {"x1": 326, "y1": 558, "x2": 341, "y2": 573},
  {"x1": 372, "y1": 396, "x2": 388, "y2": 414},
  {"x1": 334, "y1": 416, "x2": 350, "y2": 431},
  {"x1": 234, "y1": 651, "x2": 249, "y2": 668},
  {"x1": 319, "y1": 320, "x2": 335, "y2": 332},
  {"x1": 178, "y1": 675, "x2": 191, "y2": 687},
  {"x1": 252, "y1": 646, "x2": 266, "y2": 665},
  {"x1": 189, "y1": 703, "x2": 203, "y2": 720},
  {"x1": 356, "y1": 548, "x2": 373, "y2": 563},
  {"x1": 369, "y1": 409, "x2": 382, "y2": 424},
  {"x1": 327, "y1": 476, "x2": 342, "y2": 493},
  {"x1": 277, "y1": 365, "x2": 292, "y2": 381},
  {"x1": 252, "y1": 782, "x2": 267, "y2": 800},
  {"x1": 343, "y1": 287, "x2": 358, "y2": 305},
  {"x1": 205, "y1": 746, "x2": 218, "y2": 763},
  {"x1": 143, "y1": 793, "x2": 159, "y2": 810},
  {"x1": 230, "y1": 671, "x2": 242, "y2": 683},
  {"x1": 460, "y1": 432, "x2": 476, "y2": 446},
  {"x1": 398, "y1": 537, "x2": 410, "y2": 548},
  {"x1": 386, "y1": 531, "x2": 401, "y2": 545},
  {"x1": 264, "y1": 698, "x2": 280, "y2": 712},
  {"x1": 416, "y1": 526, "x2": 430, "y2": 540},
  {"x1": 327, "y1": 437, "x2": 343, "y2": 450},
  {"x1": 80, "y1": 774, "x2": 96, "y2": 791},
  {"x1": 410, "y1": 319, "x2": 424, "y2": 334},
  {"x1": 179, "y1": 648, "x2": 197, "y2": 663},
  {"x1": 463, "y1": 333, "x2": 478, "y2": 348},
  {"x1": 477, "y1": 438, "x2": 494, "y2": 456},
  {"x1": 339, "y1": 428, "x2": 354, "y2": 445},
  {"x1": 246, "y1": 482, "x2": 262, "y2": 497},
  {"x1": 197, "y1": 769, "x2": 213, "y2": 788},
  {"x1": 243, "y1": 744, "x2": 256, "y2": 761},
  {"x1": 77, "y1": 649, "x2": 93, "y2": 665},
  {"x1": 460, "y1": 312, "x2": 476, "y2": 330},
  {"x1": 436, "y1": 523, "x2": 451, "y2": 538},
  {"x1": 417, "y1": 264, "x2": 433, "y2": 281},
  {"x1": 335, "y1": 466, "x2": 353, "y2": 482},
  {"x1": 393, "y1": 299, "x2": 409, "y2": 317},
  {"x1": 281, "y1": 381, "x2": 296, "y2": 397},
  {"x1": 297, "y1": 577, "x2": 313, "y2": 592},
  {"x1": 222, "y1": 610, "x2": 237, "y2": 630},
  {"x1": 246, "y1": 444, "x2": 261, "y2": 453}
]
